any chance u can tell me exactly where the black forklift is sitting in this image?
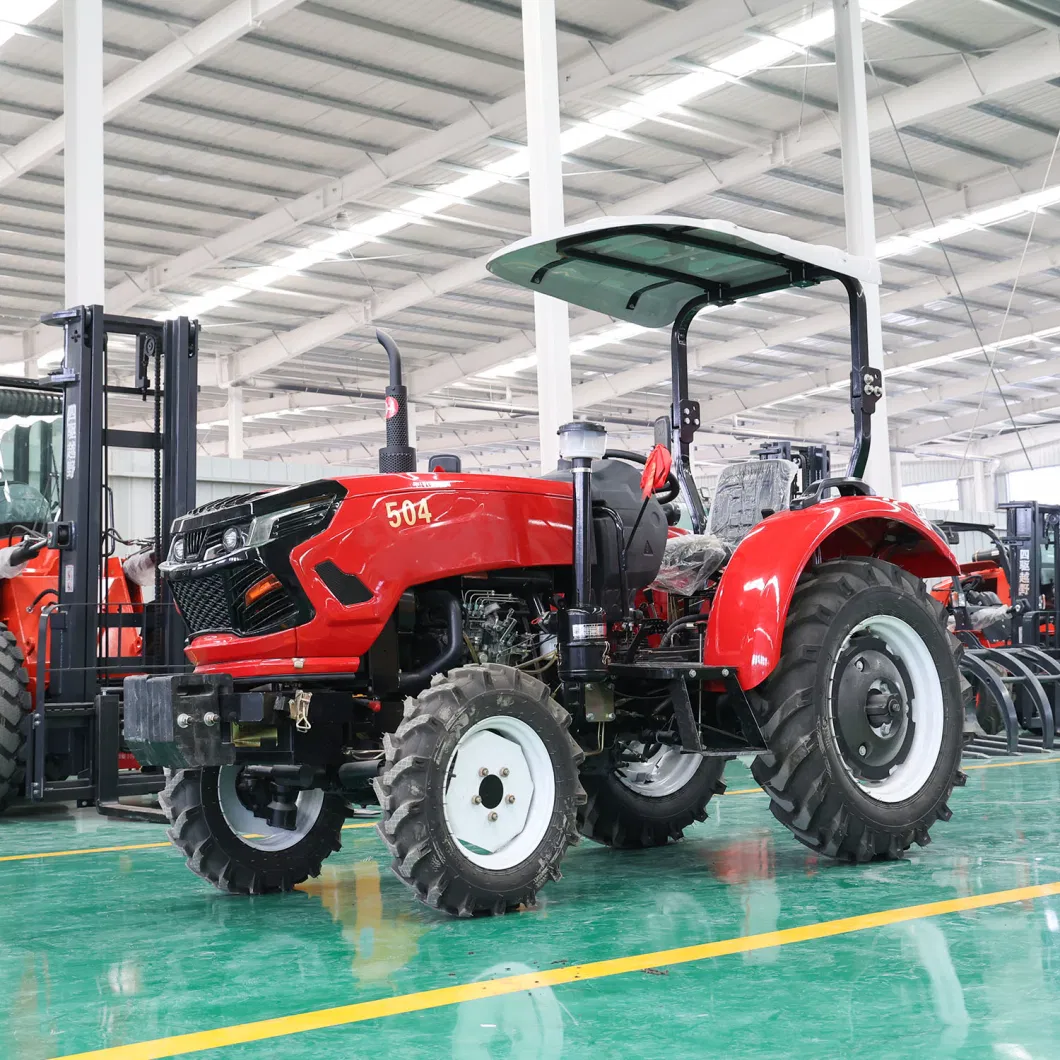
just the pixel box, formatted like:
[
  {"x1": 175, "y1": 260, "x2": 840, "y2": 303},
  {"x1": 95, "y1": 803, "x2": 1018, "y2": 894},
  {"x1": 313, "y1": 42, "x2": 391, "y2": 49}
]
[
  {"x1": 934, "y1": 504, "x2": 1060, "y2": 756},
  {"x1": 0, "y1": 305, "x2": 197, "y2": 820}
]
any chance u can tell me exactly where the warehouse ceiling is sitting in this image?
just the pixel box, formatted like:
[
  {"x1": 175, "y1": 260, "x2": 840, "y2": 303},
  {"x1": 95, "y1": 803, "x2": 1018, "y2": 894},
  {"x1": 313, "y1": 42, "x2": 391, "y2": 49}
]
[{"x1": 3, "y1": 0, "x2": 1060, "y2": 474}]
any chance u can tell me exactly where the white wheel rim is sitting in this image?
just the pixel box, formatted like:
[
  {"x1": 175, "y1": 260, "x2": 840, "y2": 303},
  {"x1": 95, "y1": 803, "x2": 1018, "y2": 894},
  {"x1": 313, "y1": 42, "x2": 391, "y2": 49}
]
[
  {"x1": 217, "y1": 766, "x2": 325, "y2": 851},
  {"x1": 828, "y1": 614, "x2": 944, "y2": 804},
  {"x1": 442, "y1": 715, "x2": 556, "y2": 870},
  {"x1": 615, "y1": 743, "x2": 702, "y2": 797}
]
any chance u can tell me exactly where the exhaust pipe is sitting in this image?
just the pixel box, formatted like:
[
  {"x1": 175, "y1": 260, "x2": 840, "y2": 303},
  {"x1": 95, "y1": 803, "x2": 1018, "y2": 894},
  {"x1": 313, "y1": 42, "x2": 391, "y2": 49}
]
[{"x1": 375, "y1": 329, "x2": 417, "y2": 474}]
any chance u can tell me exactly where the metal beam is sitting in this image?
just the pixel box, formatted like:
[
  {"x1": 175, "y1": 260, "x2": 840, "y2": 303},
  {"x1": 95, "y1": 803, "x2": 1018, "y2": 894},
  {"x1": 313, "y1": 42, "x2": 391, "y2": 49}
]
[
  {"x1": 450, "y1": 0, "x2": 616, "y2": 43},
  {"x1": 799, "y1": 310, "x2": 1060, "y2": 436},
  {"x1": 0, "y1": 0, "x2": 309, "y2": 189},
  {"x1": 63, "y1": 0, "x2": 104, "y2": 307},
  {"x1": 101, "y1": 0, "x2": 500, "y2": 102},
  {"x1": 522, "y1": 0, "x2": 570, "y2": 473},
  {"x1": 221, "y1": 31, "x2": 1060, "y2": 388},
  {"x1": 833, "y1": 0, "x2": 888, "y2": 490},
  {"x1": 897, "y1": 392, "x2": 1060, "y2": 447},
  {"x1": 656, "y1": 248, "x2": 1060, "y2": 428},
  {"x1": 299, "y1": 2, "x2": 522, "y2": 70},
  {"x1": 94, "y1": 0, "x2": 799, "y2": 322}
]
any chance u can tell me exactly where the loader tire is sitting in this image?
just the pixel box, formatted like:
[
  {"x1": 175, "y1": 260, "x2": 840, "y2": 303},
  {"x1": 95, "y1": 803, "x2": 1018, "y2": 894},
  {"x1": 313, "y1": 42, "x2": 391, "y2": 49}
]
[
  {"x1": 579, "y1": 752, "x2": 727, "y2": 848},
  {"x1": 375, "y1": 664, "x2": 584, "y2": 918},
  {"x1": 161, "y1": 766, "x2": 345, "y2": 894},
  {"x1": 0, "y1": 626, "x2": 31, "y2": 815},
  {"x1": 751, "y1": 558, "x2": 965, "y2": 862}
]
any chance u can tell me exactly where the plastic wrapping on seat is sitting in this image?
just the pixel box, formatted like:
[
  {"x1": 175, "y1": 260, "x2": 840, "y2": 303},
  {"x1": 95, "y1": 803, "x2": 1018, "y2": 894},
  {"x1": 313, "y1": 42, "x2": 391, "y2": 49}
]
[
  {"x1": 967, "y1": 604, "x2": 1010, "y2": 631},
  {"x1": 650, "y1": 533, "x2": 729, "y2": 596},
  {"x1": 707, "y1": 459, "x2": 797, "y2": 546}
]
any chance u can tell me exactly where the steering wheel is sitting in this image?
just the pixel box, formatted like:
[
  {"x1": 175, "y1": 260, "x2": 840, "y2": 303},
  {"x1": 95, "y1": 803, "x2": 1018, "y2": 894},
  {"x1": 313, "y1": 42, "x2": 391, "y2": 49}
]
[{"x1": 604, "y1": 449, "x2": 680, "y2": 504}]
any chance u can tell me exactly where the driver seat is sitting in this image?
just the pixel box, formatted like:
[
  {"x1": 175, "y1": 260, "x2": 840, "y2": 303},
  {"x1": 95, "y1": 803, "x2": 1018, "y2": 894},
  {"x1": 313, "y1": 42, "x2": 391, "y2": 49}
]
[
  {"x1": 707, "y1": 458, "x2": 798, "y2": 545},
  {"x1": 652, "y1": 459, "x2": 798, "y2": 596}
]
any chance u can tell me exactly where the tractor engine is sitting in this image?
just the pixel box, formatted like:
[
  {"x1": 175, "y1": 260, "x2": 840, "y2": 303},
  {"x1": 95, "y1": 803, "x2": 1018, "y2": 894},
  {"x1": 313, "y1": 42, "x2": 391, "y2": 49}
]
[{"x1": 462, "y1": 591, "x2": 544, "y2": 667}]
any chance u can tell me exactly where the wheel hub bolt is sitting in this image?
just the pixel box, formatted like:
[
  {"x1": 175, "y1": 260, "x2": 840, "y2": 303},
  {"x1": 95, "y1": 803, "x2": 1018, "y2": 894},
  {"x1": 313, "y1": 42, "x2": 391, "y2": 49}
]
[
  {"x1": 855, "y1": 658, "x2": 865, "y2": 672},
  {"x1": 472, "y1": 795, "x2": 481, "y2": 804},
  {"x1": 858, "y1": 743, "x2": 868, "y2": 757},
  {"x1": 488, "y1": 811, "x2": 498, "y2": 822},
  {"x1": 506, "y1": 794, "x2": 515, "y2": 804},
  {"x1": 500, "y1": 767, "x2": 510, "y2": 777},
  {"x1": 478, "y1": 767, "x2": 489, "y2": 777}
]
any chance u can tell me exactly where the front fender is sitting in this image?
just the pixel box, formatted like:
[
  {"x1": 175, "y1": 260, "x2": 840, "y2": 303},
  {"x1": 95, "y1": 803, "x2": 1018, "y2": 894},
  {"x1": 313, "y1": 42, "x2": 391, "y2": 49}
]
[{"x1": 704, "y1": 497, "x2": 959, "y2": 690}]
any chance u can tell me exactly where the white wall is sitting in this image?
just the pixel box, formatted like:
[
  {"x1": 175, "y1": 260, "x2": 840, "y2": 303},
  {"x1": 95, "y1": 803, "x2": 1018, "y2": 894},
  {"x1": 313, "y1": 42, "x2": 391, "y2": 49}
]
[{"x1": 106, "y1": 451, "x2": 362, "y2": 545}]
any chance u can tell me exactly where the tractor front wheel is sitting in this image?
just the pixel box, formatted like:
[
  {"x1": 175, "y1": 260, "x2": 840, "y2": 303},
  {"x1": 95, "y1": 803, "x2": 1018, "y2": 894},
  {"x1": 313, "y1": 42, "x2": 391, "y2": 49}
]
[
  {"x1": 751, "y1": 558, "x2": 964, "y2": 861},
  {"x1": 375, "y1": 664, "x2": 584, "y2": 917},
  {"x1": 161, "y1": 766, "x2": 346, "y2": 894},
  {"x1": 579, "y1": 747, "x2": 726, "y2": 848}
]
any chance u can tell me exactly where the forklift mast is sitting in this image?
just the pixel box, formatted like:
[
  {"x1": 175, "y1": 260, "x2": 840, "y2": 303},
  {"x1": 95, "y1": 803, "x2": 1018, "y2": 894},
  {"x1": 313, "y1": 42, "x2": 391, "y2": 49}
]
[
  {"x1": 753, "y1": 440, "x2": 831, "y2": 495},
  {"x1": 23, "y1": 305, "x2": 198, "y2": 812},
  {"x1": 1001, "y1": 500, "x2": 1060, "y2": 651}
]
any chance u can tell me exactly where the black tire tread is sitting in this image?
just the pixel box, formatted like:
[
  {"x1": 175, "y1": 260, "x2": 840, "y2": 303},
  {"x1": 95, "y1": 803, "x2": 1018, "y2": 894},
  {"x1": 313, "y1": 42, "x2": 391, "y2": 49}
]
[
  {"x1": 579, "y1": 759, "x2": 727, "y2": 849},
  {"x1": 750, "y1": 557, "x2": 963, "y2": 863},
  {"x1": 374, "y1": 663, "x2": 584, "y2": 918},
  {"x1": 0, "y1": 625, "x2": 32, "y2": 815},
  {"x1": 160, "y1": 767, "x2": 345, "y2": 894}
]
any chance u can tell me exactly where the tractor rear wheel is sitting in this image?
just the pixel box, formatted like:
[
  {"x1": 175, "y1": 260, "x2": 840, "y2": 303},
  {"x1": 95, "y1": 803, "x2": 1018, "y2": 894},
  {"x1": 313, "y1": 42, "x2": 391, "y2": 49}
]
[
  {"x1": 751, "y1": 558, "x2": 965, "y2": 861},
  {"x1": 375, "y1": 664, "x2": 584, "y2": 917},
  {"x1": 579, "y1": 746, "x2": 726, "y2": 848},
  {"x1": 0, "y1": 626, "x2": 31, "y2": 814},
  {"x1": 160, "y1": 766, "x2": 346, "y2": 894}
]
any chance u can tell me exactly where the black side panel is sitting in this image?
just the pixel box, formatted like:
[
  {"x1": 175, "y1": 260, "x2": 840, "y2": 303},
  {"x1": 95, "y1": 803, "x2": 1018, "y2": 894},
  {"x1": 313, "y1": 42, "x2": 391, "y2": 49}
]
[{"x1": 316, "y1": 560, "x2": 374, "y2": 605}]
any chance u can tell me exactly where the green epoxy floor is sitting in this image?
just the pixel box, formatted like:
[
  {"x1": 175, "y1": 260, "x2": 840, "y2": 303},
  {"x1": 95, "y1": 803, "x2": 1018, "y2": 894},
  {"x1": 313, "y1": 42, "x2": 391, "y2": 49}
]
[{"x1": 2, "y1": 758, "x2": 1060, "y2": 1060}]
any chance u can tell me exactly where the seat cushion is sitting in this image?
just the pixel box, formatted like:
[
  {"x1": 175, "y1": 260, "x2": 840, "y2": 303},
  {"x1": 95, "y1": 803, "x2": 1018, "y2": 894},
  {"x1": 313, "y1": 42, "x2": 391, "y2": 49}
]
[{"x1": 650, "y1": 533, "x2": 730, "y2": 596}]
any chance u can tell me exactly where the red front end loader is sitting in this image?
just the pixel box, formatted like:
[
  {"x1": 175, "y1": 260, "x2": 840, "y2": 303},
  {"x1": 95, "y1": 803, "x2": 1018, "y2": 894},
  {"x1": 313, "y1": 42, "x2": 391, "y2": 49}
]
[{"x1": 124, "y1": 218, "x2": 968, "y2": 916}]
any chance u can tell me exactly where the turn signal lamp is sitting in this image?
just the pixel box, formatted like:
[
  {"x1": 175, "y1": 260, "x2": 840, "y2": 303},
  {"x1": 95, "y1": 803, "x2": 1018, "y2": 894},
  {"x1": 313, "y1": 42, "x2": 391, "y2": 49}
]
[{"x1": 244, "y1": 574, "x2": 282, "y2": 607}]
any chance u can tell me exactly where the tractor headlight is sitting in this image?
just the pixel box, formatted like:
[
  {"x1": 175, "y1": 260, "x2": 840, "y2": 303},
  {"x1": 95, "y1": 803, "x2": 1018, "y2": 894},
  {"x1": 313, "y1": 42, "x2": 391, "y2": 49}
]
[
  {"x1": 245, "y1": 500, "x2": 333, "y2": 547},
  {"x1": 222, "y1": 526, "x2": 245, "y2": 553},
  {"x1": 171, "y1": 535, "x2": 185, "y2": 563}
]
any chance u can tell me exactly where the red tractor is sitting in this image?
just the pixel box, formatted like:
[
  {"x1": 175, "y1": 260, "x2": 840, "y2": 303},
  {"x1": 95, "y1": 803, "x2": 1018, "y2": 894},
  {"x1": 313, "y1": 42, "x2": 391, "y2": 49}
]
[{"x1": 125, "y1": 218, "x2": 968, "y2": 916}]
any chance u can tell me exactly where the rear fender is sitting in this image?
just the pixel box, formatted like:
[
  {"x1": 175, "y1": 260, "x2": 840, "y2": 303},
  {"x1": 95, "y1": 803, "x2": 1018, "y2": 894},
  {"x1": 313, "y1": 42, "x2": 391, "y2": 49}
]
[{"x1": 704, "y1": 497, "x2": 959, "y2": 689}]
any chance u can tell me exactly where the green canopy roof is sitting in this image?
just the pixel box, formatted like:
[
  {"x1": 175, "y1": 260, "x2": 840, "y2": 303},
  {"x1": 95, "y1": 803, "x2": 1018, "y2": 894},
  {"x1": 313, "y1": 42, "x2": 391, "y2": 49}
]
[{"x1": 486, "y1": 216, "x2": 881, "y2": 329}]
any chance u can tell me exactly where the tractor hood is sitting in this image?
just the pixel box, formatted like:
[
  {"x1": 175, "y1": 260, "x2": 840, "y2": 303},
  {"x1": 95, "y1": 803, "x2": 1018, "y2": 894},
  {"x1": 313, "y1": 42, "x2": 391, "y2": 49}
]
[{"x1": 486, "y1": 215, "x2": 881, "y2": 329}]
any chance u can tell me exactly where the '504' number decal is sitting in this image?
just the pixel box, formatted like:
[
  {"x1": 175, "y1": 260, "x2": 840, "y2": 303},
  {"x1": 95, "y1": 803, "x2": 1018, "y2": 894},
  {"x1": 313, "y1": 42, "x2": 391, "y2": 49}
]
[{"x1": 385, "y1": 497, "x2": 433, "y2": 528}]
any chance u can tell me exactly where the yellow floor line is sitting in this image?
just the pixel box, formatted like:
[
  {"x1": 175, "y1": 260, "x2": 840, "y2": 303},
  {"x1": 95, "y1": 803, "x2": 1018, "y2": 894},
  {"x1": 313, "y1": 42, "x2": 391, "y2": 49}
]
[
  {"x1": 963, "y1": 755, "x2": 1060, "y2": 770},
  {"x1": 2, "y1": 755, "x2": 1055, "y2": 866},
  {"x1": 0, "y1": 822, "x2": 378, "y2": 864},
  {"x1": 0, "y1": 841, "x2": 171, "y2": 863},
  {"x1": 53, "y1": 878, "x2": 1060, "y2": 1060}
]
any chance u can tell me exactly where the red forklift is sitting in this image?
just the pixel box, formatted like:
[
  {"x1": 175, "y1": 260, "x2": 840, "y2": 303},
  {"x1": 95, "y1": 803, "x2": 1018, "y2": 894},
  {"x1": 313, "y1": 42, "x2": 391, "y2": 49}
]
[
  {"x1": 124, "y1": 218, "x2": 968, "y2": 916},
  {"x1": 0, "y1": 306, "x2": 197, "y2": 819}
]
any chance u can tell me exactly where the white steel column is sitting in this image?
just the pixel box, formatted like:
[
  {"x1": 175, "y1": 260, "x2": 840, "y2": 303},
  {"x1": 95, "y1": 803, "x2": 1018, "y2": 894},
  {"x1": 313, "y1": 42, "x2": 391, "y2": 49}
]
[
  {"x1": 832, "y1": 0, "x2": 891, "y2": 496},
  {"x1": 227, "y1": 386, "x2": 244, "y2": 460},
  {"x1": 63, "y1": 0, "x2": 105, "y2": 307},
  {"x1": 890, "y1": 449, "x2": 903, "y2": 501},
  {"x1": 521, "y1": 0, "x2": 572, "y2": 472}
]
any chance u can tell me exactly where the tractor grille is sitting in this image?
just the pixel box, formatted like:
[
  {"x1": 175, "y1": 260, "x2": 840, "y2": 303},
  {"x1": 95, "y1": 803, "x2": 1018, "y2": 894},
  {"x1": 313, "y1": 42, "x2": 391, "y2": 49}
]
[
  {"x1": 169, "y1": 572, "x2": 229, "y2": 633},
  {"x1": 170, "y1": 560, "x2": 301, "y2": 637},
  {"x1": 182, "y1": 526, "x2": 227, "y2": 562}
]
